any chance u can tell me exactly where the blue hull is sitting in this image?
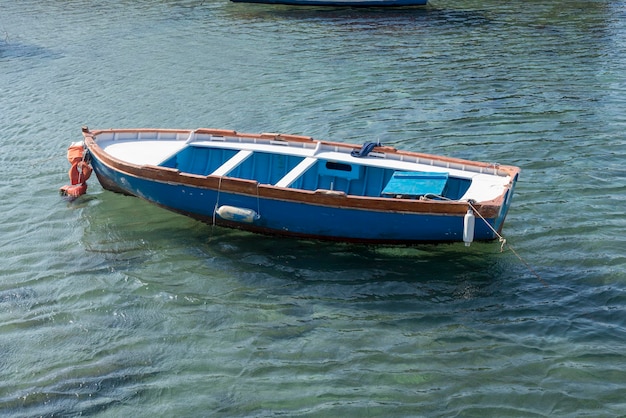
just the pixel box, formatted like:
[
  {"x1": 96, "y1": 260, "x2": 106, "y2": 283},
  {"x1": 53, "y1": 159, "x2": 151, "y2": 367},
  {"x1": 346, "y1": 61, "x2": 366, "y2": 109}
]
[
  {"x1": 90, "y1": 156, "x2": 506, "y2": 244},
  {"x1": 231, "y1": 0, "x2": 427, "y2": 5}
]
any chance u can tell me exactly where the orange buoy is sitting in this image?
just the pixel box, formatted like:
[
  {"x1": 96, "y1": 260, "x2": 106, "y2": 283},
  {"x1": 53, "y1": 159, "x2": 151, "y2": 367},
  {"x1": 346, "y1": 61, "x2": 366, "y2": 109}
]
[
  {"x1": 60, "y1": 142, "x2": 92, "y2": 199},
  {"x1": 59, "y1": 183, "x2": 88, "y2": 198},
  {"x1": 67, "y1": 143, "x2": 84, "y2": 162},
  {"x1": 68, "y1": 159, "x2": 92, "y2": 185}
]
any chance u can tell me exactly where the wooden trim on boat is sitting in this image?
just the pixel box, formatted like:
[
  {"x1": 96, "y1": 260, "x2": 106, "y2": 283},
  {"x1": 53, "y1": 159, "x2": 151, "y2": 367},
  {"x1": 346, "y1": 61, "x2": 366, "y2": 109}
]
[{"x1": 83, "y1": 129, "x2": 518, "y2": 219}]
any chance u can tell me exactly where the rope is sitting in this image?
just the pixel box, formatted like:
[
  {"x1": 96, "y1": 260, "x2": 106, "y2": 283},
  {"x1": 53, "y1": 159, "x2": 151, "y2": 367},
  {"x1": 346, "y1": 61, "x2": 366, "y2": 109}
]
[
  {"x1": 465, "y1": 200, "x2": 506, "y2": 248},
  {"x1": 465, "y1": 200, "x2": 548, "y2": 287},
  {"x1": 423, "y1": 194, "x2": 547, "y2": 286},
  {"x1": 78, "y1": 148, "x2": 90, "y2": 184},
  {"x1": 256, "y1": 182, "x2": 261, "y2": 218},
  {"x1": 210, "y1": 177, "x2": 223, "y2": 241}
]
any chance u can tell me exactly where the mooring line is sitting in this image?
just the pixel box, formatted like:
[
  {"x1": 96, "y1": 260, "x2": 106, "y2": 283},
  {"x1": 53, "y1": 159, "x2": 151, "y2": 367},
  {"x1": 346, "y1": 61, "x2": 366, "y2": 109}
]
[
  {"x1": 466, "y1": 200, "x2": 548, "y2": 286},
  {"x1": 256, "y1": 182, "x2": 261, "y2": 219},
  {"x1": 425, "y1": 193, "x2": 546, "y2": 286},
  {"x1": 209, "y1": 177, "x2": 223, "y2": 242}
]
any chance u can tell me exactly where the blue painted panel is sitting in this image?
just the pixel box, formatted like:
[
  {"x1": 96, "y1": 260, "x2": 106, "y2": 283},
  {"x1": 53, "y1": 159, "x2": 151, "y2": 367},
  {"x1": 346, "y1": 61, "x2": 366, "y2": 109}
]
[
  {"x1": 442, "y1": 177, "x2": 471, "y2": 200},
  {"x1": 348, "y1": 166, "x2": 394, "y2": 197},
  {"x1": 318, "y1": 161, "x2": 363, "y2": 181},
  {"x1": 295, "y1": 163, "x2": 394, "y2": 197},
  {"x1": 230, "y1": 152, "x2": 303, "y2": 184},
  {"x1": 160, "y1": 146, "x2": 239, "y2": 176},
  {"x1": 382, "y1": 171, "x2": 448, "y2": 198}
]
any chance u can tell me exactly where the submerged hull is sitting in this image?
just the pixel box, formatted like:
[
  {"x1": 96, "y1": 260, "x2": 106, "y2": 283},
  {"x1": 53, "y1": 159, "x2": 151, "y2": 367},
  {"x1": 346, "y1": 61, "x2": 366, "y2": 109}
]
[
  {"x1": 80, "y1": 127, "x2": 519, "y2": 245},
  {"x1": 230, "y1": 0, "x2": 427, "y2": 6}
]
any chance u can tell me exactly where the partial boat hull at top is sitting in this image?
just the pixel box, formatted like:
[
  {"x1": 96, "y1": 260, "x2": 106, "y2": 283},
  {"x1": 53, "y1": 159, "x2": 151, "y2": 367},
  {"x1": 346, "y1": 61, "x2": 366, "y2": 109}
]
[
  {"x1": 73, "y1": 127, "x2": 520, "y2": 245},
  {"x1": 230, "y1": 0, "x2": 427, "y2": 6}
]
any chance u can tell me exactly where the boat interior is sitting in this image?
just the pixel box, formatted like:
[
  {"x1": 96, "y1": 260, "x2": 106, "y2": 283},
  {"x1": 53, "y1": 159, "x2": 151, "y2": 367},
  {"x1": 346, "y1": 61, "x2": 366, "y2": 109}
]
[
  {"x1": 94, "y1": 130, "x2": 510, "y2": 202},
  {"x1": 158, "y1": 143, "x2": 471, "y2": 200}
]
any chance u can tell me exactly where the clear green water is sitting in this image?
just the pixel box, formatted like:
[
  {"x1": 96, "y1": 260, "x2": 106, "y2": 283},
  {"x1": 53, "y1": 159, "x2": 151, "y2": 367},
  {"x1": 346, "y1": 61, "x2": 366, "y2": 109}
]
[{"x1": 1, "y1": 0, "x2": 625, "y2": 416}]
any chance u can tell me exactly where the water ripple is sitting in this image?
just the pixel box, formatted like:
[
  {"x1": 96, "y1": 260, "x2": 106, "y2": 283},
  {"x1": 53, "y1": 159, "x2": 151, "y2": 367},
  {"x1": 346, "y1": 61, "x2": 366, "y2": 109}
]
[{"x1": 1, "y1": 0, "x2": 625, "y2": 416}]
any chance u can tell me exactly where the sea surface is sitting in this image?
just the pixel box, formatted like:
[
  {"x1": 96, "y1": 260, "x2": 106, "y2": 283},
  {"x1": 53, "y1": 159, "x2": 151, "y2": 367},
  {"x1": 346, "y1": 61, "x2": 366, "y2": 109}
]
[{"x1": 1, "y1": 0, "x2": 625, "y2": 416}]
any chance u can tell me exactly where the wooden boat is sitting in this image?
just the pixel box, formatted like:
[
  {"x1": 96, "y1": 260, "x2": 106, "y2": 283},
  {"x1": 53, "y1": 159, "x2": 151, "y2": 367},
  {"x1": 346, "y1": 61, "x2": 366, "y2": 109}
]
[
  {"x1": 63, "y1": 126, "x2": 520, "y2": 245},
  {"x1": 230, "y1": 0, "x2": 427, "y2": 6}
]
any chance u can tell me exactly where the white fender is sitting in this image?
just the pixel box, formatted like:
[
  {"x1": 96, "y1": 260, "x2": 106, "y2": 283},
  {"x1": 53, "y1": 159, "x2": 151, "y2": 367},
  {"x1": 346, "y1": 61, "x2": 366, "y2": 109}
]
[
  {"x1": 216, "y1": 205, "x2": 259, "y2": 223},
  {"x1": 463, "y1": 209, "x2": 475, "y2": 247}
]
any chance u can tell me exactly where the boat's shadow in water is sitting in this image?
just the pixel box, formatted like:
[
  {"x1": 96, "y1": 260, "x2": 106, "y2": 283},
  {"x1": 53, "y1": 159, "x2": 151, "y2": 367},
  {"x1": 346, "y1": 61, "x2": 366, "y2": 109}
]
[{"x1": 78, "y1": 192, "x2": 522, "y2": 302}]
